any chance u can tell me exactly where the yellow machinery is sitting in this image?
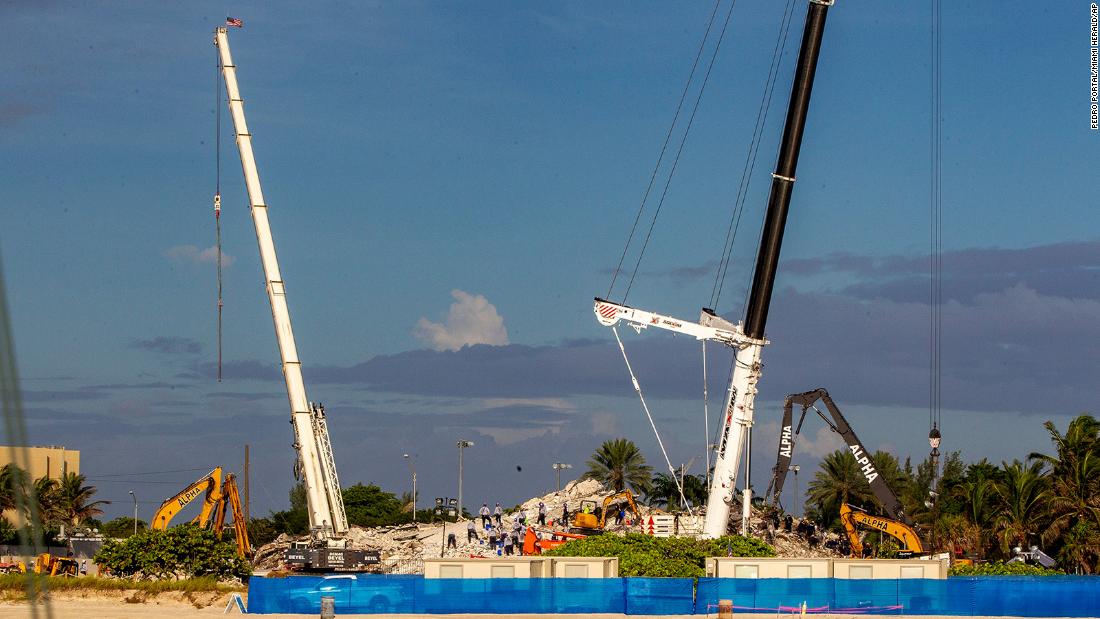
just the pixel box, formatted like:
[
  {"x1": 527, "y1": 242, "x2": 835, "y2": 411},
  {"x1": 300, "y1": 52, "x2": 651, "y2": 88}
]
[
  {"x1": 839, "y1": 503, "x2": 924, "y2": 558},
  {"x1": 152, "y1": 467, "x2": 252, "y2": 558},
  {"x1": 571, "y1": 490, "x2": 640, "y2": 534},
  {"x1": 33, "y1": 553, "x2": 78, "y2": 576},
  {"x1": 152, "y1": 467, "x2": 224, "y2": 530}
]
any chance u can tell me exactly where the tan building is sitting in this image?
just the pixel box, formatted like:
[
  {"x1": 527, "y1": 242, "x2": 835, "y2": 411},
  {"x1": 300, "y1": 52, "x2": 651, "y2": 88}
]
[
  {"x1": 0, "y1": 445, "x2": 80, "y2": 480},
  {"x1": 0, "y1": 445, "x2": 80, "y2": 525}
]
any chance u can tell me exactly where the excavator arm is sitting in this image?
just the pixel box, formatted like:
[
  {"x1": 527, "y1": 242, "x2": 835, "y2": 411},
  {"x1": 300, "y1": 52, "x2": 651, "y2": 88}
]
[
  {"x1": 840, "y1": 503, "x2": 923, "y2": 558},
  {"x1": 152, "y1": 467, "x2": 224, "y2": 530},
  {"x1": 598, "y1": 490, "x2": 640, "y2": 528},
  {"x1": 765, "y1": 389, "x2": 908, "y2": 523}
]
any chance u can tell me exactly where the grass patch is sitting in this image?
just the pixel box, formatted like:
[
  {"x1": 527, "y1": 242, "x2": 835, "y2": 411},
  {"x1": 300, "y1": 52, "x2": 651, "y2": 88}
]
[{"x1": 0, "y1": 574, "x2": 245, "y2": 599}]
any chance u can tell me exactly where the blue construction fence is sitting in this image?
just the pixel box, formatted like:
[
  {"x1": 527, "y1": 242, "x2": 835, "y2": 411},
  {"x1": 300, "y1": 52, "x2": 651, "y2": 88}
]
[{"x1": 246, "y1": 574, "x2": 1100, "y2": 616}]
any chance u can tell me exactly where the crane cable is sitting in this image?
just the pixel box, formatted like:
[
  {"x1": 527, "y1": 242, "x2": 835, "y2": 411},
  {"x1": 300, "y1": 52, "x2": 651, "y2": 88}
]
[
  {"x1": 605, "y1": 0, "x2": 725, "y2": 302},
  {"x1": 611, "y1": 326, "x2": 690, "y2": 511},
  {"x1": 622, "y1": 0, "x2": 740, "y2": 303},
  {"x1": 710, "y1": 0, "x2": 798, "y2": 311},
  {"x1": 929, "y1": 0, "x2": 943, "y2": 474},
  {"x1": 215, "y1": 44, "x2": 224, "y2": 383}
]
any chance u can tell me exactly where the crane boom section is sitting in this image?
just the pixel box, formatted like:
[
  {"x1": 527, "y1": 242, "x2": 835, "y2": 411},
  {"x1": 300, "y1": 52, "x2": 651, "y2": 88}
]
[
  {"x1": 594, "y1": 299, "x2": 764, "y2": 348},
  {"x1": 215, "y1": 28, "x2": 348, "y2": 537},
  {"x1": 151, "y1": 467, "x2": 223, "y2": 530}
]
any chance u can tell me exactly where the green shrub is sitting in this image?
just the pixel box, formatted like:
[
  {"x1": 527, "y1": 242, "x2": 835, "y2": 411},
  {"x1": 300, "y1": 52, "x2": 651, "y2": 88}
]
[
  {"x1": 93, "y1": 525, "x2": 251, "y2": 581},
  {"x1": 949, "y1": 560, "x2": 1063, "y2": 576},
  {"x1": 542, "y1": 533, "x2": 774, "y2": 578}
]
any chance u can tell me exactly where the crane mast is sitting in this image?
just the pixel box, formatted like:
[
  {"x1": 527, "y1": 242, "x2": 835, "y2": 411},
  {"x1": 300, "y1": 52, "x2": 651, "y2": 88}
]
[
  {"x1": 700, "y1": 0, "x2": 834, "y2": 538},
  {"x1": 214, "y1": 27, "x2": 348, "y2": 539}
]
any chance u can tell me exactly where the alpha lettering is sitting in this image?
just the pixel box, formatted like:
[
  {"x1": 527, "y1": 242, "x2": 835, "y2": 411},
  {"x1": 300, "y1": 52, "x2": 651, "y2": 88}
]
[{"x1": 779, "y1": 425, "x2": 793, "y2": 457}]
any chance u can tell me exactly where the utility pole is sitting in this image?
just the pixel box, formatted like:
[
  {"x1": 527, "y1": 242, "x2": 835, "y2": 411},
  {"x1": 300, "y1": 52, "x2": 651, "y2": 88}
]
[
  {"x1": 456, "y1": 440, "x2": 473, "y2": 519},
  {"x1": 404, "y1": 454, "x2": 417, "y2": 523},
  {"x1": 128, "y1": 490, "x2": 137, "y2": 536},
  {"x1": 244, "y1": 444, "x2": 251, "y2": 522},
  {"x1": 552, "y1": 463, "x2": 572, "y2": 493}
]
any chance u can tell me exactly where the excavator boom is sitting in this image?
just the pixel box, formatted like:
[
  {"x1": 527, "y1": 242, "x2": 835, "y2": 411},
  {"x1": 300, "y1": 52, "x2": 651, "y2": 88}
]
[
  {"x1": 840, "y1": 503, "x2": 923, "y2": 558},
  {"x1": 152, "y1": 467, "x2": 224, "y2": 530},
  {"x1": 766, "y1": 389, "x2": 908, "y2": 523}
]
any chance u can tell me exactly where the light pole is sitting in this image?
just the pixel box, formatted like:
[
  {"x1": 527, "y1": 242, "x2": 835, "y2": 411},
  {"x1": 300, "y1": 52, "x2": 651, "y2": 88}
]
[
  {"x1": 551, "y1": 463, "x2": 572, "y2": 493},
  {"x1": 128, "y1": 490, "x2": 137, "y2": 536},
  {"x1": 788, "y1": 465, "x2": 800, "y2": 516},
  {"x1": 403, "y1": 454, "x2": 417, "y2": 523},
  {"x1": 456, "y1": 440, "x2": 474, "y2": 519}
]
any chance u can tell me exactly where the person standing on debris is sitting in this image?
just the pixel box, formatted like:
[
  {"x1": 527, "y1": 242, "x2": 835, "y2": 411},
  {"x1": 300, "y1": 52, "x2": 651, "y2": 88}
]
[
  {"x1": 493, "y1": 503, "x2": 503, "y2": 526},
  {"x1": 467, "y1": 519, "x2": 478, "y2": 543},
  {"x1": 561, "y1": 502, "x2": 569, "y2": 524},
  {"x1": 447, "y1": 532, "x2": 457, "y2": 549},
  {"x1": 538, "y1": 501, "x2": 547, "y2": 525},
  {"x1": 479, "y1": 503, "x2": 491, "y2": 528},
  {"x1": 518, "y1": 509, "x2": 527, "y2": 526},
  {"x1": 615, "y1": 505, "x2": 625, "y2": 526},
  {"x1": 503, "y1": 532, "x2": 514, "y2": 555}
]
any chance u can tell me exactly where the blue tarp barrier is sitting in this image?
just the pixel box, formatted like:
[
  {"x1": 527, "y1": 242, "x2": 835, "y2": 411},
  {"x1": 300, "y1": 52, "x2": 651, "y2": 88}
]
[{"x1": 248, "y1": 574, "x2": 1100, "y2": 615}]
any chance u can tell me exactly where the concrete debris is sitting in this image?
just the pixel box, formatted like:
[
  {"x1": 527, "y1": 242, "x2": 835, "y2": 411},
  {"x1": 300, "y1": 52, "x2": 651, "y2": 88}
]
[{"x1": 251, "y1": 478, "x2": 840, "y2": 573}]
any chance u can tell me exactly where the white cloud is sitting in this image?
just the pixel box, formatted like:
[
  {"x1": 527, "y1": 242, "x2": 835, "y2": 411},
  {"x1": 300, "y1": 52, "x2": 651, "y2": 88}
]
[
  {"x1": 480, "y1": 398, "x2": 575, "y2": 411},
  {"x1": 165, "y1": 244, "x2": 236, "y2": 267},
  {"x1": 414, "y1": 290, "x2": 509, "y2": 351}
]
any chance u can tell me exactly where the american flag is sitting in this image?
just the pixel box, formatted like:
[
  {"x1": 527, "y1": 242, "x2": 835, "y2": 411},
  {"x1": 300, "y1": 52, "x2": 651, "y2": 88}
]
[{"x1": 226, "y1": 17, "x2": 243, "y2": 28}]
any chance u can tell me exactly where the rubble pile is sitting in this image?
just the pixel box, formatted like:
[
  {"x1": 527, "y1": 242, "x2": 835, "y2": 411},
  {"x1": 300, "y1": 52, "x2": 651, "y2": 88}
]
[{"x1": 251, "y1": 478, "x2": 839, "y2": 573}]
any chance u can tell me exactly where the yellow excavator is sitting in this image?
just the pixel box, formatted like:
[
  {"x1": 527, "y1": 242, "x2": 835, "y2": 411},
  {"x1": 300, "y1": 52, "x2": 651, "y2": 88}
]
[
  {"x1": 840, "y1": 503, "x2": 924, "y2": 558},
  {"x1": 151, "y1": 467, "x2": 251, "y2": 558},
  {"x1": 570, "y1": 490, "x2": 641, "y2": 535}
]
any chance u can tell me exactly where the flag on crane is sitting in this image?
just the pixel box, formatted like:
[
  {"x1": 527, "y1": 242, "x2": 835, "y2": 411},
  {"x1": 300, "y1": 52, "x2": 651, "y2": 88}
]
[{"x1": 226, "y1": 17, "x2": 243, "y2": 28}]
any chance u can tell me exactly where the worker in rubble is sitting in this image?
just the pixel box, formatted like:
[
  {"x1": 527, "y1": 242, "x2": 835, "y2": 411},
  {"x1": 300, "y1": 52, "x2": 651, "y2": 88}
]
[
  {"x1": 517, "y1": 509, "x2": 527, "y2": 525},
  {"x1": 538, "y1": 501, "x2": 547, "y2": 525},
  {"x1": 493, "y1": 503, "x2": 503, "y2": 526},
  {"x1": 466, "y1": 519, "x2": 478, "y2": 543},
  {"x1": 561, "y1": 502, "x2": 569, "y2": 523},
  {"x1": 479, "y1": 503, "x2": 491, "y2": 528},
  {"x1": 503, "y1": 532, "x2": 514, "y2": 556},
  {"x1": 447, "y1": 532, "x2": 457, "y2": 549}
]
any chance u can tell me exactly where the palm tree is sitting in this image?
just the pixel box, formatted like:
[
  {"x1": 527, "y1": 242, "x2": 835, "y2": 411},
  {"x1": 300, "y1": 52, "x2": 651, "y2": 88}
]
[
  {"x1": 806, "y1": 449, "x2": 875, "y2": 529},
  {"x1": 54, "y1": 472, "x2": 108, "y2": 529},
  {"x1": 1030, "y1": 415, "x2": 1100, "y2": 473},
  {"x1": 583, "y1": 438, "x2": 652, "y2": 493},
  {"x1": 0, "y1": 464, "x2": 26, "y2": 514},
  {"x1": 952, "y1": 476, "x2": 996, "y2": 558},
  {"x1": 1040, "y1": 452, "x2": 1100, "y2": 547},
  {"x1": 993, "y1": 459, "x2": 1048, "y2": 555},
  {"x1": 32, "y1": 476, "x2": 60, "y2": 528}
]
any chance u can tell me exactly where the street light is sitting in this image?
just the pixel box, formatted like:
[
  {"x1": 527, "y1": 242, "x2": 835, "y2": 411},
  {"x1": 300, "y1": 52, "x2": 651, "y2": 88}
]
[
  {"x1": 128, "y1": 490, "x2": 137, "y2": 536},
  {"x1": 551, "y1": 463, "x2": 573, "y2": 493},
  {"x1": 403, "y1": 454, "x2": 417, "y2": 523},
  {"x1": 456, "y1": 440, "x2": 474, "y2": 519},
  {"x1": 788, "y1": 465, "x2": 801, "y2": 516}
]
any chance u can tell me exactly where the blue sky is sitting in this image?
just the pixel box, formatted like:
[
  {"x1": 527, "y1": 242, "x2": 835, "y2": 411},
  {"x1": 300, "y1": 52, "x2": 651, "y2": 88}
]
[{"x1": 2, "y1": 1, "x2": 1098, "y2": 522}]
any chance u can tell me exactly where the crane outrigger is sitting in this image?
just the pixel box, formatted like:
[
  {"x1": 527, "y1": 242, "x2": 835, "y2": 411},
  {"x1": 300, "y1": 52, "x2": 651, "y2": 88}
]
[{"x1": 594, "y1": 0, "x2": 836, "y2": 538}]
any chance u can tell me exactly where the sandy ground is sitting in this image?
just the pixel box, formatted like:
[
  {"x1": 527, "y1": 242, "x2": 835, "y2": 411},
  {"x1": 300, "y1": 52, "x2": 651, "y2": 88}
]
[{"x1": 0, "y1": 596, "x2": 1096, "y2": 619}]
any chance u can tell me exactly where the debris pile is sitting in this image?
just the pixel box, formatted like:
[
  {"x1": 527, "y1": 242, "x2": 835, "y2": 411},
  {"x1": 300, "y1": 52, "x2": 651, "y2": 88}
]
[{"x1": 251, "y1": 478, "x2": 839, "y2": 573}]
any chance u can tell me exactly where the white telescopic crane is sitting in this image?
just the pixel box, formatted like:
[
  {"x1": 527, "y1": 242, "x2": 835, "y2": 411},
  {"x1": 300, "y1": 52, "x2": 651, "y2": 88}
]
[{"x1": 214, "y1": 27, "x2": 348, "y2": 541}]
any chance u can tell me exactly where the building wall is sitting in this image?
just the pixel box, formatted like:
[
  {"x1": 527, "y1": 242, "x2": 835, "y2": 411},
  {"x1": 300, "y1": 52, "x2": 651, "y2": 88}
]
[
  {"x1": 0, "y1": 446, "x2": 80, "y2": 480},
  {"x1": 0, "y1": 446, "x2": 81, "y2": 526},
  {"x1": 424, "y1": 557, "x2": 619, "y2": 578},
  {"x1": 707, "y1": 557, "x2": 947, "y2": 580}
]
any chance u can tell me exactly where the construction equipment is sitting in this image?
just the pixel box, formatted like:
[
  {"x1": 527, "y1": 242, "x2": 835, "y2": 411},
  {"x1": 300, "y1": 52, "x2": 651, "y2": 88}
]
[
  {"x1": 33, "y1": 553, "x2": 78, "y2": 577},
  {"x1": 151, "y1": 467, "x2": 224, "y2": 530},
  {"x1": 522, "y1": 528, "x2": 586, "y2": 555},
  {"x1": 594, "y1": 0, "x2": 838, "y2": 538},
  {"x1": 215, "y1": 28, "x2": 371, "y2": 571},
  {"x1": 212, "y1": 474, "x2": 252, "y2": 558},
  {"x1": 570, "y1": 490, "x2": 641, "y2": 534},
  {"x1": 152, "y1": 468, "x2": 252, "y2": 558},
  {"x1": 840, "y1": 503, "x2": 923, "y2": 558},
  {"x1": 764, "y1": 389, "x2": 909, "y2": 523}
]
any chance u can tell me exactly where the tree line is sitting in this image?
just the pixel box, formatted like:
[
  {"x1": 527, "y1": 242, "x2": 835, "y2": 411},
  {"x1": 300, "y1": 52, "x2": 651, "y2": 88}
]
[
  {"x1": 0, "y1": 464, "x2": 106, "y2": 543},
  {"x1": 579, "y1": 414, "x2": 1099, "y2": 574}
]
